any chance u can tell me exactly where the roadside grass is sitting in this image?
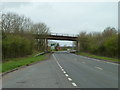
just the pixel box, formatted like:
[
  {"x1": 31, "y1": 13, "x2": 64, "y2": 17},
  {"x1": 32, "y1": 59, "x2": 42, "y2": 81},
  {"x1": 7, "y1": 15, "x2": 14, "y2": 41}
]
[
  {"x1": 77, "y1": 52, "x2": 119, "y2": 63},
  {"x1": 1, "y1": 53, "x2": 47, "y2": 73},
  {"x1": 0, "y1": 63, "x2": 2, "y2": 73}
]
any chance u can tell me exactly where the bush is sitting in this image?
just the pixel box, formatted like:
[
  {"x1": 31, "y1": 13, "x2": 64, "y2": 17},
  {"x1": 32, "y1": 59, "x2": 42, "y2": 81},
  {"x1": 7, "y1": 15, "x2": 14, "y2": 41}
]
[
  {"x1": 78, "y1": 27, "x2": 118, "y2": 58},
  {"x1": 2, "y1": 34, "x2": 34, "y2": 60},
  {"x1": 104, "y1": 35, "x2": 118, "y2": 57}
]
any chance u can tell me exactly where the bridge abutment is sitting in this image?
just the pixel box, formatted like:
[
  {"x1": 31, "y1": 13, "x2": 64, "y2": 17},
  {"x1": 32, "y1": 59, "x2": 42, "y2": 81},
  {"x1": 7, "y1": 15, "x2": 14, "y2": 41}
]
[
  {"x1": 76, "y1": 41, "x2": 80, "y2": 52},
  {"x1": 44, "y1": 39, "x2": 48, "y2": 52}
]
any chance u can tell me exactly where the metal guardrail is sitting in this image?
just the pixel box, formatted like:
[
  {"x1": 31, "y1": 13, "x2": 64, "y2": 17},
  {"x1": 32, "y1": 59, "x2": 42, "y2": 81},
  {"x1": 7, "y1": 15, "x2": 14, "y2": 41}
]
[
  {"x1": 50, "y1": 33, "x2": 78, "y2": 37},
  {"x1": 34, "y1": 51, "x2": 51, "y2": 57},
  {"x1": 34, "y1": 52, "x2": 46, "y2": 57}
]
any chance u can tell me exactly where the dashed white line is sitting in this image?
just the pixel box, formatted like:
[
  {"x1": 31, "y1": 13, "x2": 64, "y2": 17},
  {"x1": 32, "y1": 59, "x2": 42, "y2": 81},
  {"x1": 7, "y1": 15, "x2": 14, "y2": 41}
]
[
  {"x1": 63, "y1": 71, "x2": 66, "y2": 74},
  {"x1": 72, "y1": 83, "x2": 77, "y2": 87},
  {"x1": 59, "y1": 66, "x2": 62, "y2": 69},
  {"x1": 53, "y1": 54, "x2": 78, "y2": 87},
  {"x1": 95, "y1": 66, "x2": 103, "y2": 70},
  {"x1": 61, "y1": 69, "x2": 64, "y2": 71},
  {"x1": 65, "y1": 74, "x2": 69, "y2": 77},
  {"x1": 68, "y1": 78, "x2": 72, "y2": 81}
]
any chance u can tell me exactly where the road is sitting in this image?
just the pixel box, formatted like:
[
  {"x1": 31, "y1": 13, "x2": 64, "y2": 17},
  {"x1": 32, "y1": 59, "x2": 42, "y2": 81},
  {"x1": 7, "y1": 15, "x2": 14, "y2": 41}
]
[{"x1": 2, "y1": 51, "x2": 118, "y2": 88}]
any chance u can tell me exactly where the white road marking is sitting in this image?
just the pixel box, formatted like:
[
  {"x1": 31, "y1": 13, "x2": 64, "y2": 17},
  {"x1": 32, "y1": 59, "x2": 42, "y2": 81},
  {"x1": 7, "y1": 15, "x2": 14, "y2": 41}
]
[
  {"x1": 59, "y1": 66, "x2": 62, "y2": 69},
  {"x1": 53, "y1": 54, "x2": 62, "y2": 68},
  {"x1": 65, "y1": 74, "x2": 69, "y2": 77},
  {"x1": 88, "y1": 57, "x2": 118, "y2": 65},
  {"x1": 61, "y1": 69, "x2": 64, "y2": 71},
  {"x1": 95, "y1": 66, "x2": 103, "y2": 70},
  {"x1": 63, "y1": 71, "x2": 66, "y2": 74},
  {"x1": 72, "y1": 83, "x2": 77, "y2": 86},
  {"x1": 106, "y1": 61, "x2": 118, "y2": 65},
  {"x1": 72, "y1": 54, "x2": 118, "y2": 66},
  {"x1": 68, "y1": 78, "x2": 72, "y2": 81},
  {"x1": 53, "y1": 54, "x2": 78, "y2": 87}
]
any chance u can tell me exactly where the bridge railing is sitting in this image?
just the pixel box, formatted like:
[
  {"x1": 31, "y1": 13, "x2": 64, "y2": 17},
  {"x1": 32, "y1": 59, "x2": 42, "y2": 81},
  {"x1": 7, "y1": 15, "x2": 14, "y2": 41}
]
[{"x1": 50, "y1": 33, "x2": 78, "y2": 37}]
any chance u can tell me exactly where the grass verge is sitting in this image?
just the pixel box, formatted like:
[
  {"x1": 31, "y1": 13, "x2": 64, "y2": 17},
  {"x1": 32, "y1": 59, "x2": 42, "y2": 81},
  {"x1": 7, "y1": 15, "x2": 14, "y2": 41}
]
[
  {"x1": 1, "y1": 53, "x2": 47, "y2": 73},
  {"x1": 77, "y1": 52, "x2": 119, "y2": 63}
]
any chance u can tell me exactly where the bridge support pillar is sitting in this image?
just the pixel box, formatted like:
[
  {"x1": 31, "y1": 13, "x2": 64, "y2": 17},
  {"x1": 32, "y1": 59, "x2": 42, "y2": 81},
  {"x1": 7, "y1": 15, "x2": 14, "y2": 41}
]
[
  {"x1": 76, "y1": 41, "x2": 80, "y2": 52},
  {"x1": 44, "y1": 39, "x2": 48, "y2": 52}
]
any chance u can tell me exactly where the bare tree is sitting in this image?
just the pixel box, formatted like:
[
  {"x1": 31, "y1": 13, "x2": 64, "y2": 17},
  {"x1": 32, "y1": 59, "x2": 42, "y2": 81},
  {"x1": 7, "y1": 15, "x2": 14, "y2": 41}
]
[
  {"x1": 1, "y1": 12, "x2": 33, "y2": 34},
  {"x1": 32, "y1": 23, "x2": 50, "y2": 51}
]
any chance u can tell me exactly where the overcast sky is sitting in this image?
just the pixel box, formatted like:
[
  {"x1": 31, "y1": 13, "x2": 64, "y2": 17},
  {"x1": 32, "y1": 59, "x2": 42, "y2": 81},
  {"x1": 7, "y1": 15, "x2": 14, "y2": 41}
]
[{"x1": 0, "y1": 2, "x2": 118, "y2": 46}]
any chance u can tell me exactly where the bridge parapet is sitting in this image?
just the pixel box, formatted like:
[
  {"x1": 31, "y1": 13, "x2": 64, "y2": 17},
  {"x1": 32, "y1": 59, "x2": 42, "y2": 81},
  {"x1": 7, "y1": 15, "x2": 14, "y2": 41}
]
[{"x1": 50, "y1": 33, "x2": 78, "y2": 37}]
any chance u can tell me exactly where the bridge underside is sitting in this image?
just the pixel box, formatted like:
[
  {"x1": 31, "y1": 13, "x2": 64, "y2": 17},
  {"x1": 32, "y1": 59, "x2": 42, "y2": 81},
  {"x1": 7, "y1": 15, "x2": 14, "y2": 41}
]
[
  {"x1": 35, "y1": 34, "x2": 80, "y2": 51},
  {"x1": 47, "y1": 35, "x2": 77, "y2": 41},
  {"x1": 36, "y1": 35, "x2": 78, "y2": 41}
]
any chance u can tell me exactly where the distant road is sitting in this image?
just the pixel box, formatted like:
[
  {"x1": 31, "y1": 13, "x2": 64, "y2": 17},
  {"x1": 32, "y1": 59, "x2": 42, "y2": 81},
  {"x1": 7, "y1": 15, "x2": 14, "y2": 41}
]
[{"x1": 3, "y1": 51, "x2": 118, "y2": 88}]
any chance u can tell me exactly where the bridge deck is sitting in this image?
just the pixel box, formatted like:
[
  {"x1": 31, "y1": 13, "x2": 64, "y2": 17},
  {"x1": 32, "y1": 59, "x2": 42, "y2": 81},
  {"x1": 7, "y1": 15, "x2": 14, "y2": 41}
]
[
  {"x1": 48, "y1": 35, "x2": 77, "y2": 41},
  {"x1": 36, "y1": 33, "x2": 78, "y2": 41}
]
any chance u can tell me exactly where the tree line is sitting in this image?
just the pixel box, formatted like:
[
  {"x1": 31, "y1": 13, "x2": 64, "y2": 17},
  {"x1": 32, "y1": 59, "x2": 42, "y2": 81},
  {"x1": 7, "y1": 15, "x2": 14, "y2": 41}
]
[
  {"x1": 1, "y1": 12, "x2": 49, "y2": 60},
  {"x1": 78, "y1": 27, "x2": 119, "y2": 58},
  {"x1": 1, "y1": 12, "x2": 119, "y2": 60}
]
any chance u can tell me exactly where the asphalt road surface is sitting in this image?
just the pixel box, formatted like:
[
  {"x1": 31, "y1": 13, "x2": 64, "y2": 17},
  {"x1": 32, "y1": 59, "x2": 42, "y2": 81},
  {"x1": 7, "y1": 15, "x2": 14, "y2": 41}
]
[{"x1": 2, "y1": 51, "x2": 118, "y2": 88}]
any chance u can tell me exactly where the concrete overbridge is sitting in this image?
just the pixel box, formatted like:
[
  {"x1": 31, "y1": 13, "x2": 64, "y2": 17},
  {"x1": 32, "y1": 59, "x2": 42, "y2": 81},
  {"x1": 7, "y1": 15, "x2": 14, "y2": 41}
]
[
  {"x1": 48, "y1": 33, "x2": 78, "y2": 41},
  {"x1": 35, "y1": 33, "x2": 80, "y2": 51}
]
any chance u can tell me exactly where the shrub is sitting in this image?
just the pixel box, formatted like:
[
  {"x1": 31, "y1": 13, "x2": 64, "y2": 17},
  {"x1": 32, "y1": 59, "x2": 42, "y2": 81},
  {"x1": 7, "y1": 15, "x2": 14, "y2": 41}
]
[{"x1": 2, "y1": 34, "x2": 34, "y2": 60}]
